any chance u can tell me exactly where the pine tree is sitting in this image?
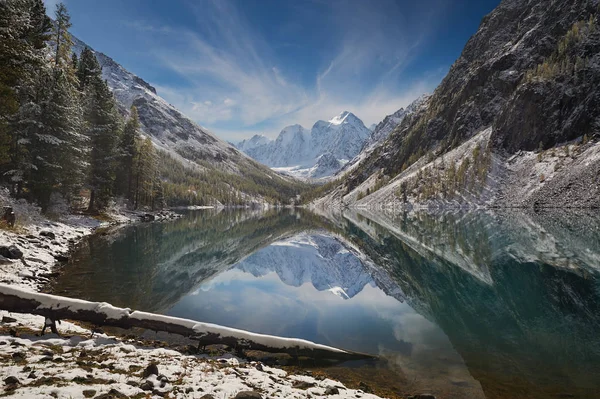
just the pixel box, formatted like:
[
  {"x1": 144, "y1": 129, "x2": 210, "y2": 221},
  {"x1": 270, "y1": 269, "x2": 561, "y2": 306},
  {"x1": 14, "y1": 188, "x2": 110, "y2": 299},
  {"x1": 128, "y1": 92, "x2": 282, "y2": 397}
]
[
  {"x1": 76, "y1": 47, "x2": 100, "y2": 91},
  {"x1": 53, "y1": 3, "x2": 72, "y2": 69},
  {"x1": 74, "y1": 44, "x2": 122, "y2": 212},
  {"x1": 27, "y1": 2, "x2": 84, "y2": 211},
  {"x1": 83, "y1": 77, "x2": 120, "y2": 212},
  {"x1": 133, "y1": 138, "x2": 157, "y2": 209},
  {"x1": 0, "y1": 0, "x2": 52, "y2": 193},
  {"x1": 115, "y1": 106, "x2": 139, "y2": 202}
]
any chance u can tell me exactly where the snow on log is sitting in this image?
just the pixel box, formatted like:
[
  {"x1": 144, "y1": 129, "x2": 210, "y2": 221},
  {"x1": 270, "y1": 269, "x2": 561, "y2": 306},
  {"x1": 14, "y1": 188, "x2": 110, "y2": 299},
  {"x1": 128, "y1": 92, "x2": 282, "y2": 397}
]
[{"x1": 0, "y1": 284, "x2": 374, "y2": 361}]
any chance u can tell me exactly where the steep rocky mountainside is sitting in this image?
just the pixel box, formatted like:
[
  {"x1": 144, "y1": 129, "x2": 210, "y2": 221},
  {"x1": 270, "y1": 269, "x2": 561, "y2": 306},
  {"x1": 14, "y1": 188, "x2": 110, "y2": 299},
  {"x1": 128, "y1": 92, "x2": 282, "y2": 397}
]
[
  {"x1": 235, "y1": 111, "x2": 371, "y2": 179},
  {"x1": 339, "y1": 95, "x2": 430, "y2": 177},
  {"x1": 71, "y1": 37, "x2": 305, "y2": 204},
  {"x1": 363, "y1": 95, "x2": 430, "y2": 151},
  {"x1": 319, "y1": 0, "x2": 600, "y2": 209}
]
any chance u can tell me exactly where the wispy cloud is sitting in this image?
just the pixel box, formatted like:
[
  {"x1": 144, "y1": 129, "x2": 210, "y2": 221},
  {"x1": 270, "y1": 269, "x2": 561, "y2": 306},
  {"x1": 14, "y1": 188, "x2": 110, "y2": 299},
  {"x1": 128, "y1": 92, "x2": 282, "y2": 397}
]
[{"x1": 131, "y1": 0, "x2": 445, "y2": 141}]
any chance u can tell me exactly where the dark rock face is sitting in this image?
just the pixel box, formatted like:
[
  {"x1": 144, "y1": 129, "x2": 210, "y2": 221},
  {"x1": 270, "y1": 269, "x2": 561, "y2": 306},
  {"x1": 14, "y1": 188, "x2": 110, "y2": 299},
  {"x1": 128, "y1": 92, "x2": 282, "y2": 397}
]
[{"x1": 345, "y1": 0, "x2": 600, "y2": 193}]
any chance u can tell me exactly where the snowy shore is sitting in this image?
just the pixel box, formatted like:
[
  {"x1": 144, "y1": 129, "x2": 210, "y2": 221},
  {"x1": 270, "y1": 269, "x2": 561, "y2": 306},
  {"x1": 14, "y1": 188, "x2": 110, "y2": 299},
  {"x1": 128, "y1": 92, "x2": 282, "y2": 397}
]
[
  {"x1": 0, "y1": 194, "x2": 180, "y2": 292},
  {"x1": 0, "y1": 311, "x2": 382, "y2": 399}
]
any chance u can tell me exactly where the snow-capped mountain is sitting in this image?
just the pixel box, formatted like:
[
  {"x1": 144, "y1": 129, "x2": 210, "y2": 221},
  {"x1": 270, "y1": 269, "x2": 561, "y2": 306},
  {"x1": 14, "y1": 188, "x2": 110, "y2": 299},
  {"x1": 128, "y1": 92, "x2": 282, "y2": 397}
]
[
  {"x1": 234, "y1": 111, "x2": 371, "y2": 179},
  {"x1": 235, "y1": 233, "x2": 375, "y2": 299}
]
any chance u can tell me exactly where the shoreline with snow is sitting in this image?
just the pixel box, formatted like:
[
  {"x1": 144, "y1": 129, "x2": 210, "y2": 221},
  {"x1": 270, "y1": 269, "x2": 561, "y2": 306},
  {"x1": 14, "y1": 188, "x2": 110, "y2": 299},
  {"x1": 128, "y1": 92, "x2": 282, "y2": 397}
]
[
  {"x1": 0, "y1": 205, "x2": 180, "y2": 292},
  {"x1": 0, "y1": 310, "x2": 383, "y2": 399}
]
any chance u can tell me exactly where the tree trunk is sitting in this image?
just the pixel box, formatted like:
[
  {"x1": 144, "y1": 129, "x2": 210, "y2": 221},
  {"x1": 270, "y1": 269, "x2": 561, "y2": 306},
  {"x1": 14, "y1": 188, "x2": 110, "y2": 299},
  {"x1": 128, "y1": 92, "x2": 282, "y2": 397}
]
[
  {"x1": 88, "y1": 189, "x2": 95, "y2": 213},
  {"x1": 0, "y1": 286, "x2": 374, "y2": 362}
]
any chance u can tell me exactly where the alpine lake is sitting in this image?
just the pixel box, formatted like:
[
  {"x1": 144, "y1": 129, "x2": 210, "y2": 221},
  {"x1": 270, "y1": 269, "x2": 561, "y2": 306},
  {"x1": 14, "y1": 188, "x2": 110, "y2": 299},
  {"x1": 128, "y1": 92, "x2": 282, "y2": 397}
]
[{"x1": 48, "y1": 208, "x2": 600, "y2": 399}]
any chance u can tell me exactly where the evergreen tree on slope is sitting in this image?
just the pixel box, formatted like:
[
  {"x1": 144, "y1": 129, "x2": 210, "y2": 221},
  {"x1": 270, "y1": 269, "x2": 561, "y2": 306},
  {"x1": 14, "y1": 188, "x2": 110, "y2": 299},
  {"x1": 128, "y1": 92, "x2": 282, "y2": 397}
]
[
  {"x1": 78, "y1": 48, "x2": 120, "y2": 212},
  {"x1": 115, "y1": 106, "x2": 139, "y2": 203},
  {"x1": 28, "y1": 2, "x2": 84, "y2": 211},
  {"x1": 0, "y1": 0, "x2": 51, "y2": 194}
]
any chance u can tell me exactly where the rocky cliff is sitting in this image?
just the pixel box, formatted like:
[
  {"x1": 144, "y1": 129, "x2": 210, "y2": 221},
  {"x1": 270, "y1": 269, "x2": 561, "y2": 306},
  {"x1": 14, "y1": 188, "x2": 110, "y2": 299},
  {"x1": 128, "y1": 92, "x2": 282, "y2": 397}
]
[{"x1": 317, "y1": 0, "x2": 600, "y2": 209}]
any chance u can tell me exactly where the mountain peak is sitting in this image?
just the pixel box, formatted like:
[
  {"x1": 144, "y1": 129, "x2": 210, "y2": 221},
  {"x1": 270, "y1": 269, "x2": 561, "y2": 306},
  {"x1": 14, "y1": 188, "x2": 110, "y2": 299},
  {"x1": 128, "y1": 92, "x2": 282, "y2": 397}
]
[{"x1": 329, "y1": 110, "x2": 357, "y2": 125}]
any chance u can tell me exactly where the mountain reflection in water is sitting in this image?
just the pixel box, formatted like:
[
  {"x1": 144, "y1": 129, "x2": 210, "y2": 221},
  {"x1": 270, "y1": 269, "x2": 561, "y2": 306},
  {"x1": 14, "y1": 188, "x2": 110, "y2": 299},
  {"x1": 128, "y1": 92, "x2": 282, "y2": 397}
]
[{"x1": 52, "y1": 208, "x2": 600, "y2": 399}]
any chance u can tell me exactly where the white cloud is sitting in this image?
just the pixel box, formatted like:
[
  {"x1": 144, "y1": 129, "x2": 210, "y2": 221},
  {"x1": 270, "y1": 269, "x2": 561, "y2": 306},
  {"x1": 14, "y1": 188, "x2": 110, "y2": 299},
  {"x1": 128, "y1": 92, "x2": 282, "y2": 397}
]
[{"x1": 132, "y1": 0, "x2": 444, "y2": 141}]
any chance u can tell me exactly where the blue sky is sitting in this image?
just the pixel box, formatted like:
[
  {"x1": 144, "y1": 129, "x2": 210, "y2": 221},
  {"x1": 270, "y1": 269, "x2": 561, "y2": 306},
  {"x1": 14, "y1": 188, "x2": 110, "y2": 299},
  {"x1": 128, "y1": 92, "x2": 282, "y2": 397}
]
[{"x1": 43, "y1": 0, "x2": 500, "y2": 142}]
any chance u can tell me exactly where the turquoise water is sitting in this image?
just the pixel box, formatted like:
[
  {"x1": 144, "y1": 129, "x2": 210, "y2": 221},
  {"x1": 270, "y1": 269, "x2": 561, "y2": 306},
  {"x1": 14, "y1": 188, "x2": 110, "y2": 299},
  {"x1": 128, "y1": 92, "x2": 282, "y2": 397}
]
[{"x1": 52, "y1": 209, "x2": 600, "y2": 399}]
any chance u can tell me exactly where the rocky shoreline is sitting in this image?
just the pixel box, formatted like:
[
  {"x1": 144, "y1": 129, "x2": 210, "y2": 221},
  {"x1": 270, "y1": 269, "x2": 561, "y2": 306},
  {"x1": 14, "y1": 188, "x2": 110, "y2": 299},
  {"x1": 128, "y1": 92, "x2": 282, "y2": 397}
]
[
  {"x1": 0, "y1": 204, "x2": 181, "y2": 292},
  {"x1": 0, "y1": 311, "x2": 382, "y2": 399}
]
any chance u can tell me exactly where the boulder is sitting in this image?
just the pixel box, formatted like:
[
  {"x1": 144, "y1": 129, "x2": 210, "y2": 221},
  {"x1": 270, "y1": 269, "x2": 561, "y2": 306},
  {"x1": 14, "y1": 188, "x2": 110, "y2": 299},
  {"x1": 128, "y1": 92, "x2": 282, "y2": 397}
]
[
  {"x1": 142, "y1": 362, "x2": 159, "y2": 378},
  {"x1": 39, "y1": 230, "x2": 56, "y2": 240},
  {"x1": 140, "y1": 380, "x2": 154, "y2": 391},
  {"x1": 4, "y1": 376, "x2": 19, "y2": 385},
  {"x1": 234, "y1": 392, "x2": 263, "y2": 399},
  {"x1": 292, "y1": 380, "x2": 316, "y2": 390},
  {"x1": 0, "y1": 245, "x2": 22, "y2": 260}
]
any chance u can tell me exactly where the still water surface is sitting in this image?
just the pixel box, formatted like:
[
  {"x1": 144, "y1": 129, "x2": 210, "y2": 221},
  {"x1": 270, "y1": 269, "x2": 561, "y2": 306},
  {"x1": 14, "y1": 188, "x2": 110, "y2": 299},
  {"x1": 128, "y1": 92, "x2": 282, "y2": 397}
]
[{"x1": 51, "y1": 209, "x2": 600, "y2": 399}]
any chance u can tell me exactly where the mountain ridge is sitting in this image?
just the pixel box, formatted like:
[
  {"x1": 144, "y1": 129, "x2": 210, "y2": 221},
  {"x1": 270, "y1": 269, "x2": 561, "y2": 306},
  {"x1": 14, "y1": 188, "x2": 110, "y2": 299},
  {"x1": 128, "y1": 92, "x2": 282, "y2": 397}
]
[{"x1": 235, "y1": 111, "x2": 371, "y2": 179}]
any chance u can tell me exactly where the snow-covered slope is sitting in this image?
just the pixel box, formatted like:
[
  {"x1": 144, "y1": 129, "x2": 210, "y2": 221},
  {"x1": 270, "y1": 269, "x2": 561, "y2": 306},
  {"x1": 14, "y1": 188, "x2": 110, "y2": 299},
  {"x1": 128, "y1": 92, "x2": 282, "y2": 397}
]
[
  {"x1": 235, "y1": 112, "x2": 371, "y2": 179},
  {"x1": 235, "y1": 233, "x2": 374, "y2": 299}
]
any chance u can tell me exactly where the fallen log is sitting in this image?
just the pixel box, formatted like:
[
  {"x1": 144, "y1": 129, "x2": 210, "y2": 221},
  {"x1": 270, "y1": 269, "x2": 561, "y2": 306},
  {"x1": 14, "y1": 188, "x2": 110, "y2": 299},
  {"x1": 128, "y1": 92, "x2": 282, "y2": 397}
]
[{"x1": 0, "y1": 284, "x2": 374, "y2": 361}]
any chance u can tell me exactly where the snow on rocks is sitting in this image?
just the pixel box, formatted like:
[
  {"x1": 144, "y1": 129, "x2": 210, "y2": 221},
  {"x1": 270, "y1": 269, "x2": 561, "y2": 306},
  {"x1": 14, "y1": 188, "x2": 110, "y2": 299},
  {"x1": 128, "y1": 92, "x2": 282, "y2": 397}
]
[{"x1": 0, "y1": 311, "x2": 384, "y2": 399}]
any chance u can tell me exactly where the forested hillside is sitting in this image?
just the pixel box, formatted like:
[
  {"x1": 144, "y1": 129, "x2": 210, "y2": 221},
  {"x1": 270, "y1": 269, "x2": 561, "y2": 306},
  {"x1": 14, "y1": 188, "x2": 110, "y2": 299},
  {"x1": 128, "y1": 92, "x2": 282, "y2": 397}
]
[{"x1": 0, "y1": 0, "x2": 307, "y2": 213}]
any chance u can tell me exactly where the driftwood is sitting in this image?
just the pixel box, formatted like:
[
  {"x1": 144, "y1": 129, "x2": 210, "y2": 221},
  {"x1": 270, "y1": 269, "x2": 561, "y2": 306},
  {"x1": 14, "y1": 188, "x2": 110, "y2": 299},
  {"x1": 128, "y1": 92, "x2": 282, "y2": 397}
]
[{"x1": 0, "y1": 285, "x2": 374, "y2": 362}]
